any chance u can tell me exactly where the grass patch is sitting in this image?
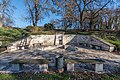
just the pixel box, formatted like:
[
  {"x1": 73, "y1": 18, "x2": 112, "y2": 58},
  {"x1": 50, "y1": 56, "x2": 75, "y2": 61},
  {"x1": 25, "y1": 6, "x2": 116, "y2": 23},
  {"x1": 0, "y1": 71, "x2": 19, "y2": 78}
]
[
  {"x1": 31, "y1": 31, "x2": 56, "y2": 35},
  {"x1": 107, "y1": 40, "x2": 120, "y2": 50},
  {"x1": 0, "y1": 73, "x2": 65, "y2": 80},
  {"x1": 0, "y1": 73, "x2": 120, "y2": 80}
]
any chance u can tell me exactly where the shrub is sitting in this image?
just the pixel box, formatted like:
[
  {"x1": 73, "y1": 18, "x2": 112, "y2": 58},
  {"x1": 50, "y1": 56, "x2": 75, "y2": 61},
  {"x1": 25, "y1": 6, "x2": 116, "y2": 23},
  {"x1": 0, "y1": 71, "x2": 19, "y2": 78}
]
[
  {"x1": 44, "y1": 23, "x2": 55, "y2": 30},
  {"x1": 38, "y1": 26, "x2": 44, "y2": 32},
  {"x1": 25, "y1": 26, "x2": 38, "y2": 33},
  {"x1": 31, "y1": 30, "x2": 55, "y2": 35},
  {"x1": 107, "y1": 40, "x2": 120, "y2": 50},
  {"x1": 0, "y1": 27, "x2": 29, "y2": 46}
]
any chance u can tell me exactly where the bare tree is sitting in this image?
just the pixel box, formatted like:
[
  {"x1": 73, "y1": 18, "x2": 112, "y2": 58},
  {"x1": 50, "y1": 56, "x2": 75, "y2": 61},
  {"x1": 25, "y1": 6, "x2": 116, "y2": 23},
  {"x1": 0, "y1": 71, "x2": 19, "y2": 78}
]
[
  {"x1": 0, "y1": 0, "x2": 15, "y2": 27},
  {"x1": 52, "y1": 0, "x2": 76, "y2": 31},
  {"x1": 52, "y1": 0, "x2": 114, "y2": 31},
  {"x1": 24, "y1": 0, "x2": 51, "y2": 26},
  {"x1": 86, "y1": 0, "x2": 112, "y2": 30}
]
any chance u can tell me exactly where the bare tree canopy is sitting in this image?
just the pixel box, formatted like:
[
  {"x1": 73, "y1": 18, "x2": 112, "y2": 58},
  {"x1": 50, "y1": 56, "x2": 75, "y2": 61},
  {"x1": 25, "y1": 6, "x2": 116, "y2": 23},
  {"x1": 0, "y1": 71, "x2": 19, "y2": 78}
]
[
  {"x1": 24, "y1": 0, "x2": 118, "y2": 31},
  {"x1": 24, "y1": 0, "x2": 52, "y2": 26},
  {"x1": 0, "y1": 0, "x2": 15, "y2": 27},
  {"x1": 51, "y1": 0, "x2": 115, "y2": 31}
]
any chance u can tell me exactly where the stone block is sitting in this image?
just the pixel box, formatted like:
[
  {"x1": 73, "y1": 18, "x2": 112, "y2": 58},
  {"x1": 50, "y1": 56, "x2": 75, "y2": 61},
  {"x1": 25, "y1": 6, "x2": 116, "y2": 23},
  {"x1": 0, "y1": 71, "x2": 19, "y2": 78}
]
[
  {"x1": 39, "y1": 64, "x2": 48, "y2": 72},
  {"x1": 109, "y1": 47, "x2": 114, "y2": 52},
  {"x1": 55, "y1": 56, "x2": 64, "y2": 70},
  {"x1": 7, "y1": 46, "x2": 17, "y2": 52},
  {"x1": 67, "y1": 64, "x2": 74, "y2": 71},
  {"x1": 95, "y1": 64, "x2": 103, "y2": 73}
]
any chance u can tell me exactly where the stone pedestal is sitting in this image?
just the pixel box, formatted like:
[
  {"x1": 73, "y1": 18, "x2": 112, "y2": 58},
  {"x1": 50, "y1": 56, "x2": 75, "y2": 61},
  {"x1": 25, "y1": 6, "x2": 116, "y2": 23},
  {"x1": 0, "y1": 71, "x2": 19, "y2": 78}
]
[
  {"x1": 95, "y1": 64, "x2": 103, "y2": 73},
  {"x1": 39, "y1": 64, "x2": 48, "y2": 72},
  {"x1": 67, "y1": 64, "x2": 74, "y2": 71},
  {"x1": 55, "y1": 56, "x2": 64, "y2": 70}
]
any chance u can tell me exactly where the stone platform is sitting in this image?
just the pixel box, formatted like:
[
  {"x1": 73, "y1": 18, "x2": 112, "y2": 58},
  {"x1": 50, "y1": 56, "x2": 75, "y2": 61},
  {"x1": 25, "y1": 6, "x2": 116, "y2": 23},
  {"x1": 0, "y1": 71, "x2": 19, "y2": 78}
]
[{"x1": 0, "y1": 47, "x2": 120, "y2": 73}]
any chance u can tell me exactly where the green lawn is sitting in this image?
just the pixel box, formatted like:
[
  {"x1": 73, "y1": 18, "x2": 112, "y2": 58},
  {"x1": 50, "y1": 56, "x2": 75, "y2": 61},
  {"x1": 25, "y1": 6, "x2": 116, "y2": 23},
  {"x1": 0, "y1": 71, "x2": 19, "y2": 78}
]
[{"x1": 0, "y1": 73, "x2": 120, "y2": 80}]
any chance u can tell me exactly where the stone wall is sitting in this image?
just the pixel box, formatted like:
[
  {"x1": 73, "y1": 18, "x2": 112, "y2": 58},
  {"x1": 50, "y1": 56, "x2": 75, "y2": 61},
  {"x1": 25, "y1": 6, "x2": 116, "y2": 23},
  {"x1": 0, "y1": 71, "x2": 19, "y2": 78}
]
[
  {"x1": 28, "y1": 34, "x2": 63, "y2": 46},
  {"x1": 7, "y1": 34, "x2": 115, "y2": 52},
  {"x1": 63, "y1": 35, "x2": 115, "y2": 52}
]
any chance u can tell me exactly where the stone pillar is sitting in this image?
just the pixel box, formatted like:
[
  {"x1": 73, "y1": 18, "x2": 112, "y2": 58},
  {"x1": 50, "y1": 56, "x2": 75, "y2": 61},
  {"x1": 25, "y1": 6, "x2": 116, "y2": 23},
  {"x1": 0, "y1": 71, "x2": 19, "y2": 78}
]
[
  {"x1": 95, "y1": 64, "x2": 103, "y2": 73},
  {"x1": 55, "y1": 56, "x2": 64, "y2": 70},
  {"x1": 39, "y1": 64, "x2": 48, "y2": 72},
  {"x1": 9, "y1": 64, "x2": 20, "y2": 71},
  {"x1": 67, "y1": 64, "x2": 74, "y2": 71}
]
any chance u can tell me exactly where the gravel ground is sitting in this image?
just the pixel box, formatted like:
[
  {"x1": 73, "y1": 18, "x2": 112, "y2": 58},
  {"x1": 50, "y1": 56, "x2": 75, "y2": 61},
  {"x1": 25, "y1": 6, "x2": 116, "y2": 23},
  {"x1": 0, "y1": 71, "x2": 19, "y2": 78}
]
[{"x1": 0, "y1": 47, "x2": 120, "y2": 73}]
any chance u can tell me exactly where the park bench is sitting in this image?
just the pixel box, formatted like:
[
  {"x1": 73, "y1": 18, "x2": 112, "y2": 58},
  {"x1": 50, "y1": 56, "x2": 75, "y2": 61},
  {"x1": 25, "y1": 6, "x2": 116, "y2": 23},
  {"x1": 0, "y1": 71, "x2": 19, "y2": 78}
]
[
  {"x1": 65, "y1": 59, "x2": 105, "y2": 74},
  {"x1": 9, "y1": 59, "x2": 50, "y2": 73}
]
